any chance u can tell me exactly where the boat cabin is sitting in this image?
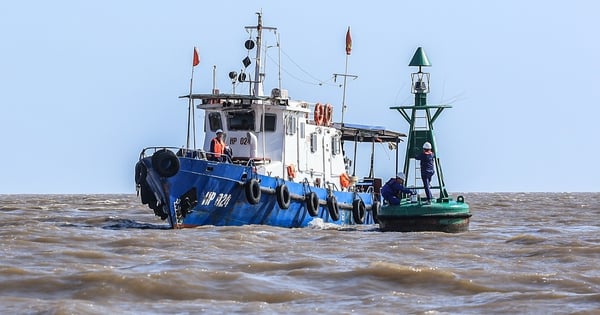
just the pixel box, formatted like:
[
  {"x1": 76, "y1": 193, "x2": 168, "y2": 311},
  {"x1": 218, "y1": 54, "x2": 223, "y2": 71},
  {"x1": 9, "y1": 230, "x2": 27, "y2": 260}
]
[{"x1": 185, "y1": 88, "x2": 405, "y2": 192}]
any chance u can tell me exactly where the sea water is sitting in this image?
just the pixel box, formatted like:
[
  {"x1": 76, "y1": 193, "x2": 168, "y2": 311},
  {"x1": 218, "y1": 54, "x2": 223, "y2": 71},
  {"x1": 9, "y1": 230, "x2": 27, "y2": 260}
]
[{"x1": 0, "y1": 193, "x2": 599, "y2": 314}]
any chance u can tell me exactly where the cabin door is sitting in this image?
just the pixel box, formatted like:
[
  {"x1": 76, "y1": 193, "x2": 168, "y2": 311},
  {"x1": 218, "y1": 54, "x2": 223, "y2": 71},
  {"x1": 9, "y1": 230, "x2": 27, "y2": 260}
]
[
  {"x1": 322, "y1": 132, "x2": 331, "y2": 182},
  {"x1": 297, "y1": 122, "x2": 307, "y2": 174}
]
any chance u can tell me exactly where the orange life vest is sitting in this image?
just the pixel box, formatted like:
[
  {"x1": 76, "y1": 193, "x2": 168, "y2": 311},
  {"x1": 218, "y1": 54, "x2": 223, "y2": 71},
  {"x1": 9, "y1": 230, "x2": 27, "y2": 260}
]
[
  {"x1": 211, "y1": 137, "x2": 225, "y2": 159},
  {"x1": 340, "y1": 172, "x2": 351, "y2": 189},
  {"x1": 286, "y1": 165, "x2": 296, "y2": 179}
]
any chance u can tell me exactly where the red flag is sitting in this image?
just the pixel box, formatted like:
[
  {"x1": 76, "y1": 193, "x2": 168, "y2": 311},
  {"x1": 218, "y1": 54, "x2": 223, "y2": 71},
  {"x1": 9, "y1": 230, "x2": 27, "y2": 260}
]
[
  {"x1": 193, "y1": 47, "x2": 200, "y2": 67},
  {"x1": 345, "y1": 27, "x2": 352, "y2": 55}
]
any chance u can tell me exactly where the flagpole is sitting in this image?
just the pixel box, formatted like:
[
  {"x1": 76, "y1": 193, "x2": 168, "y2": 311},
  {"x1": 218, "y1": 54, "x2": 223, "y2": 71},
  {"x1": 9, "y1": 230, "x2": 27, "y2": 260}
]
[
  {"x1": 341, "y1": 54, "x2": 349, "y2": 127},
  {"x1": 187, "y1": 47, "x2": 199, "y2": 150},
  {"x1": 338, "y1": 27, "x2": 357, "y2": 128},
  {"x1": 186, "y1": 62, "x2": 194, "y2": 150},
  {"x1": 334, "y1": 27, "x2": 357, "y2": 149},
  {"x1": 186, "y1": 71, "x2": 193, "y2": 150},
  {"x1": 191, "y1": 65, "x2": 196, "y2": 150}
]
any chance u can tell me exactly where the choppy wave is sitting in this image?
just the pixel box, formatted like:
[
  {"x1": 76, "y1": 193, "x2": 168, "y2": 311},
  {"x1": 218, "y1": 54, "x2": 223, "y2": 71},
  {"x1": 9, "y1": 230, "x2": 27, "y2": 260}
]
[{"x1": 0, "y1": 193, "x2": 599, "y2": 314}]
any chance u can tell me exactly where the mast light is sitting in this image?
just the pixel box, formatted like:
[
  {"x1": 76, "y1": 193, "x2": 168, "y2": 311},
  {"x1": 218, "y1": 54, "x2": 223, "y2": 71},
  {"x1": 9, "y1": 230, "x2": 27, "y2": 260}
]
[{"x1": 409, "y1": 47, "x2": 431, "y2": 95}]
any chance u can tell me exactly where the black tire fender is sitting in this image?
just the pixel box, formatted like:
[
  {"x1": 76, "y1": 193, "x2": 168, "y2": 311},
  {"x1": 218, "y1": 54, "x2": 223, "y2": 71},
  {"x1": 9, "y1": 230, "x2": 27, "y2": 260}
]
[
  {"x1": 305, "y1": 192, "x2": 319, "y2": 217},
  {"x1": 245, "y1": 179, "x2": 261, "y2": 205},
  {"x1": 371, "y1": 200, "x2": 381, "y2": 224},
  {"x1": 152, "y1": 149, "x2": 180, "y2": 178},
  {"x1": 352, "y1": 199, "x2": 366, "y2": 224},
  {"x1": 326, "y1": 195, "x2": 340, "y2": 221},
  {"x1": 139, "y1": 182, "x2": 155, "y2": 206},
  {"x1": 276, "y1": 184, "x2": 291, "y2": 209},
  {"x1": 134, "y1": 161, "x2": 147, "y2": 185}
]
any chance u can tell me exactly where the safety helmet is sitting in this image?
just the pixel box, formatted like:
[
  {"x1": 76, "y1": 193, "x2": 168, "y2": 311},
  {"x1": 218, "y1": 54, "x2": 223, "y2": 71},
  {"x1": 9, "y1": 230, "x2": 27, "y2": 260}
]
[
  {"x1": 216, "y1": 129, "x2": 223, "y2": 134},
  {"x1": 423, "y1": 142, "x2": 432, "y2": 150},
  {"x1": 396, "y1": 172, "x2": 406, "y2": 181}
]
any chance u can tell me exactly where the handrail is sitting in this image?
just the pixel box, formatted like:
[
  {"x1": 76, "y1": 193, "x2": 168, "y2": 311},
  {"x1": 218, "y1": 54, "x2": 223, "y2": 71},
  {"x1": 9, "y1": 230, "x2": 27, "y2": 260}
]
[{"x1": 139, "y1": 146, "x2": 207, "y2": 160}]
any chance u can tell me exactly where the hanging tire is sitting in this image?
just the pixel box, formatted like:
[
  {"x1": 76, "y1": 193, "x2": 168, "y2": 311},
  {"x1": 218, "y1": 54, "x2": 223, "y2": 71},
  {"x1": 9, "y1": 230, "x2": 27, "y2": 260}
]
[
  {"x1": 139, "y1": 183, "x2": 155, "y2": 205},
  {"x1": 326, "y1": 195, "x2": 340, "y2": 221},
  {"x1": 305, "y1": 192, "x2": 319, "y2": 217},
  {"x1": 371, "y1": 200, "x2": 381, "y2": 224},
  {"x1": 276, "y1": 184, "x2": 291, "y2": 209},
  {"x1": 134, "y1": 161, "x2": 147, "y2": 185},
  {"x1": 352, "y1": 199, "x2": 366, "y2": 224},
  {"x1": 152, "y1": 149, "x2": 180, "y2": 178},
  {"x1": 245, "y1": 179, "x2": 261, "y2": 204}
]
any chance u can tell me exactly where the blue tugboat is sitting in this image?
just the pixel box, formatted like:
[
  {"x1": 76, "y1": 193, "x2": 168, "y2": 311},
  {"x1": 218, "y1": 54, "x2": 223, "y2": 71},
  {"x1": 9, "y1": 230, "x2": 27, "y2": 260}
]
[
  {"x1": 377, "y1": 47, "x2": 471, "y2": 233},
  {"x1": 134, "y1": 13, "x2": 406, "y2": 228}
]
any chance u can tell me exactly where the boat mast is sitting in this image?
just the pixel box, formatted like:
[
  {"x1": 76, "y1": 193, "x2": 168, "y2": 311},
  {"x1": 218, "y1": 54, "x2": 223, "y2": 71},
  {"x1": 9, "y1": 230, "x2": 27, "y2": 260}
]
[
  {"x1": 245, "y1": 12, "x2": 277, "y2": 160},
  {"x1": 245, "y1": 12, "x2": 276, "y2": 97},
  {"x1": 390, "y1": 47, "x2": 451, "y2": 200},
  {"x1": 253, "y1": 13, "x2": 263, "y2": 96}
]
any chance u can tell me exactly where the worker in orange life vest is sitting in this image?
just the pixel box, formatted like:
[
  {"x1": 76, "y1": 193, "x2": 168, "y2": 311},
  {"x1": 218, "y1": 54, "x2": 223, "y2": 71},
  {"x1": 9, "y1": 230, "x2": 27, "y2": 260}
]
[{"x1": 209, "y1": 129, "x2": 226, "y2": 161}]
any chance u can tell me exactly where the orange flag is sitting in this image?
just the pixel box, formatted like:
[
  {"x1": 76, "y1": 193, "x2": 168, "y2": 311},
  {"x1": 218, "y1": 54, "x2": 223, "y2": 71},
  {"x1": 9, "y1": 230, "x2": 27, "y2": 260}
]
[
  {"x1": 345, "y1": 27, "x2": 352, "y2": 55},
  {"x1": 193, "y1": 47, "x2": 200, "y2": 67}
]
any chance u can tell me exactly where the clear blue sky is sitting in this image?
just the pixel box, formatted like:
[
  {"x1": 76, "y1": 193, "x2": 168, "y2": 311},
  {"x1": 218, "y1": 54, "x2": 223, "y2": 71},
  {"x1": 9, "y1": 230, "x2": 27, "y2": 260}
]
[{"x1": 1, "y1": 1, "x2": 598, "y2": 193}]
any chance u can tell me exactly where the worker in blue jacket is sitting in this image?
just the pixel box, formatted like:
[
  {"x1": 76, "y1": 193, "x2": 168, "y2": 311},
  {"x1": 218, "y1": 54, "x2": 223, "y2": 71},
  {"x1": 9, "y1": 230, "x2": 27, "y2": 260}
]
[
  {"x1": 416, "y1": 142, "x2": 435, "y2": 203},
  {"x1": 381, "y1": 172, "x2": 414, "y2": 205}
]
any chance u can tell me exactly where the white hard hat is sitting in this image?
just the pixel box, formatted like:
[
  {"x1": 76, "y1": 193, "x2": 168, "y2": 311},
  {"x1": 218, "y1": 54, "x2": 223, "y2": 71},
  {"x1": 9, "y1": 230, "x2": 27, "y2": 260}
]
[
  {"x1": 396, "y1": 172, "x2": 406, "y2": 181},
  {"x1": 216, "y1": 129, "x2": 223, "y2": 134},
  {"x1": 423, "y1": 142, "x2": 432, "y2": 149}
]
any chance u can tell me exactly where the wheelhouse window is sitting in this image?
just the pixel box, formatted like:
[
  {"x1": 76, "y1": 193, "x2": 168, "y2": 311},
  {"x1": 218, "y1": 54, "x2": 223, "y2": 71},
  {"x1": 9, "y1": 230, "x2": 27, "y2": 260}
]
[
  {"x1": 332, "y1": 135, "x2": 341, "y2": 155},
  {"x1": 208, "y1": 112, "x2": 222, "y2": 131},
  {"x1": 310, "y1": 132, "x2": 318, "y2": 153},
  {"x1": 261, "y1": 113, "x2": 277, "y2": 132},
  {"x1": 227, "y1": 110, "x2": 255, "y2": 131},
  {"x1": 285, "y1": 115, "x2": 296, "y2": 135}
]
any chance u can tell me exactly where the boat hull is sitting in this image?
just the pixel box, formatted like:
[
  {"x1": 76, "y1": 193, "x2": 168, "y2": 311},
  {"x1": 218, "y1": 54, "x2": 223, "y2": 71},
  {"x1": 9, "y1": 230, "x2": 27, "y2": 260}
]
[
  {"x1": 136, "y1": 151, "x2": 376, "y2": 229},
  {"x1": 377, "y1": 198, "x2": 471, "y2": 233}
]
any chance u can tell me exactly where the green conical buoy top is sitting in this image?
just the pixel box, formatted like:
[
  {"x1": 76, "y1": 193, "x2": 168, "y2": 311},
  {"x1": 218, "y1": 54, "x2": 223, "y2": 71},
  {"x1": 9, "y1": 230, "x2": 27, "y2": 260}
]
[{"x1": 409, "y1": 47, "x2": 431, "y2": 67}]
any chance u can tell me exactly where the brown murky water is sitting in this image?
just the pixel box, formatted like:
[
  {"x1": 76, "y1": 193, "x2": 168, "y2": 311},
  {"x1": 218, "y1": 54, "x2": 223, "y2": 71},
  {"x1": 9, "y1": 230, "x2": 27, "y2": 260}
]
[{"x1": 1, "y1": 193, "x2": 599, "y2": 314}]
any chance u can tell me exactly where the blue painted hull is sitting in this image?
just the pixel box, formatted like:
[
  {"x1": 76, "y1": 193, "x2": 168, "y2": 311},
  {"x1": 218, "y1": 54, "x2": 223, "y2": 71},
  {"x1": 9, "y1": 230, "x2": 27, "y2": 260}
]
[{"x1": 137, "y1": 154, "x2": 376, "y2": 229}]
